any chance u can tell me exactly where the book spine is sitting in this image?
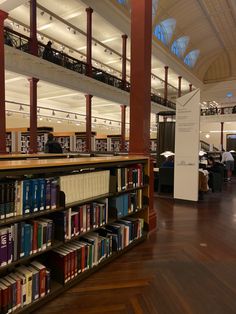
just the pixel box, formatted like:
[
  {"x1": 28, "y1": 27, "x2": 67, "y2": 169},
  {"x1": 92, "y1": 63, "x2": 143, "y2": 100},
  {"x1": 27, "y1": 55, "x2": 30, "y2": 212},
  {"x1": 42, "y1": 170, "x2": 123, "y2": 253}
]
[
  {"x1": 24, "y1": 224, "x2": 31, "y2": 257},
  {"x1": 50, "y1": 178, "x2": 58, "y2": 210},
  {"x1": 0, "y1": 183, "x2": 5, "y2": 219},
  {"x1": 45, "y1": 179, "x2": 51, "y2": 210},
  {"x1": 22, "y1": 180, "x2": 31, "y2": 215},
  {"x1": 20, "y1": 222, "x2": 25, "y2": 258},
  {"x1": 45, "y1": 270, "x2": 50, "y2": 295},
  {"x1": 4, "y1": 183, "x2": 11, "y2": 218},
  {"x1": 7, "y1": 226, "x2": 13, "y2": 264},
  {"x1": 0, "y1": 228, "x2": 8, "y2": 266},
  {"x1": 31, "y1": 179, "x2": 39, "y2": 213},
  {"x1": 39, "y1": 178, "x2": 46, "y2": 211}
]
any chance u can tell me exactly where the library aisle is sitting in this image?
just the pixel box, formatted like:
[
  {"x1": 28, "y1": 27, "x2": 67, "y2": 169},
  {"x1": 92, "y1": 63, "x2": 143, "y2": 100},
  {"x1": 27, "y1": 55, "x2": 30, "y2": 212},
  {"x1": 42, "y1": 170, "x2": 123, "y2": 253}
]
[{"x1": 34, "y1": 181, "x2": 236, "y2": 314}]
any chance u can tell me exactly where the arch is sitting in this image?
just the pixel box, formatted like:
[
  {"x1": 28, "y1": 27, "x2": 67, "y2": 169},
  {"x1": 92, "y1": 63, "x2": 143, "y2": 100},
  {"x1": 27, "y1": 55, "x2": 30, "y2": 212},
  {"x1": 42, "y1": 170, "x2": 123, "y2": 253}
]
[
  {"x1": 184, "y1": 49, "x2": 200, "y2": 68},
  {"x1": 171, "y1": 36, "x2": 189, "y2": 58},
  {"x1": 154, "y1": 18, "x2": 176, "y2": 46},
  {"x1": 152, "y1": 0, "x2": 159, "y2": 22}
]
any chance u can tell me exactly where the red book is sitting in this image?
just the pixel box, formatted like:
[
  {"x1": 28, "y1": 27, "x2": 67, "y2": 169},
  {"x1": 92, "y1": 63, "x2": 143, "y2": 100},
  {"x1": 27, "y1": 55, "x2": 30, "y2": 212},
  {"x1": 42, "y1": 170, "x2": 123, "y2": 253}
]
[{"x1": 0, "y1": 283, "x2": 8, "y2": 314}]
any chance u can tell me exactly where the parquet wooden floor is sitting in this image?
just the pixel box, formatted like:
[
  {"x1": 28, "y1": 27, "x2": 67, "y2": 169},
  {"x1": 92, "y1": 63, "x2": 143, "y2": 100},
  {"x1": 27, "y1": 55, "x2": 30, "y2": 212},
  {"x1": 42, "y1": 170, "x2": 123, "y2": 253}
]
[{"x1": 34, "y1": 180, "x2": 236, "y2": 314}]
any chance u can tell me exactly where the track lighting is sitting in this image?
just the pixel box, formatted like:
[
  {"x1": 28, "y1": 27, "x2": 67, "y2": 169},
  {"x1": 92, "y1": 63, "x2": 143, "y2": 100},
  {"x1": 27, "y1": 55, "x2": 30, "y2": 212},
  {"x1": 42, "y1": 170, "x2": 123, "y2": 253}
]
[
  {"x1": 94, "y1": 118, "x2": 97, "y2": 122},
  {"x1": 40, "y1": 11, "x2": 44, "y2": 16},
  {"x1": 66, "y1": 113, "x2": 70, "y2": 119},
  {"x1": 49, "y1": 16, "x2": 53, "y2": 21},
  {"x1": 67, "y1": 26, "x2": 71, "y2": 31},
  {"x1": 52, "y1": 110, "x2": 55, "y2": 116},
  {"x1": 19, "y1": 105, "x2": 24, "y2": 111},
  {"x1": 75, "y1": 114, "x2": 78, "y2": 119}
]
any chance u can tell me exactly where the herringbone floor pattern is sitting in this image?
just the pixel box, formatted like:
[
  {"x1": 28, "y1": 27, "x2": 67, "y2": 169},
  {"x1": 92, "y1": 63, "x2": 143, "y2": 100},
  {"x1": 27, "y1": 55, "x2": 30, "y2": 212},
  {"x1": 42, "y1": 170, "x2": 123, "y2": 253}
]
[{"x1": 35, "y1": 180, "x2": 236, "y2": 314}]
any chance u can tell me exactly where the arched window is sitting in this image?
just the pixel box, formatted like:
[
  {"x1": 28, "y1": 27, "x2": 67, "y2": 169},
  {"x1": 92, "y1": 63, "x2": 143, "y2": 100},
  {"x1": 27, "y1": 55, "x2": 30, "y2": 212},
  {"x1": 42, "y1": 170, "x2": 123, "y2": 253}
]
[
  {"x1": 171, "y1": 36, "x2": 189, "y2": 58},
  {"x1": 154, "y1": 18, "x2": 176, "y2": 46},
  {"x1": 184, "y1": 50, "x2": 200, "y2": 68},
  {"x1": 117, "y1": 0, "x2": 126, "y2": 4}
]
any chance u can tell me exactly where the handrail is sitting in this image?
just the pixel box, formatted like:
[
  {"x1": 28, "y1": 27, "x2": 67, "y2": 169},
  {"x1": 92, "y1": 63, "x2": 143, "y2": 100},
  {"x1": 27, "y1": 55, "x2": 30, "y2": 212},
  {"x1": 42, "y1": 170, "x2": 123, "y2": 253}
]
[
  {"x1": 4, "y1": 27, "x2": 176, "y2": 110},
  {"x1": 201, "y1": 106, "x2": 236, "y2": 116}
]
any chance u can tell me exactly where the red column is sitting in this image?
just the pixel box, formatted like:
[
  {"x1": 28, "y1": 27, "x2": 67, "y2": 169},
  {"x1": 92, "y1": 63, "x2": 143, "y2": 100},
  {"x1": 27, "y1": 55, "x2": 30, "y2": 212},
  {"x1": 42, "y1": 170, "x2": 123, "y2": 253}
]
[
  {"x1": 85, "y1": 94, "x2": 92, "y2": 152},
  {"x1": 28, "y1": 77, "x2": 39, "y2": 154},
  {"x1": 29, "y1": 0, "x2": 38, "y2": 55},
  {"x1": 122, "y1": 34, "x2": 128, "y2": 88},
  {"x1": 121, "y1": 105, "x2": 126, "y2": 151},
  {"x1": 129, "y1": 0, "x2": 152, "y2": 155},
  {"x1": 164, "y1": 66, "x2": 168, "y2": 102},
  {"x1": 0, "y1": 10, "x2": 8, "y2": 154},
  {"x1": 86, "y1": 7, "x2": 93, "y2": 76},
  {"x1": 221, "y1": 122, "x2": 224, "y2": 150},
  {"x1": 189, "y1": 83, "x2": 193, "y2": 92},
  {"x1": 178, "y1": 76, "x2": 182, "y2": 98}
]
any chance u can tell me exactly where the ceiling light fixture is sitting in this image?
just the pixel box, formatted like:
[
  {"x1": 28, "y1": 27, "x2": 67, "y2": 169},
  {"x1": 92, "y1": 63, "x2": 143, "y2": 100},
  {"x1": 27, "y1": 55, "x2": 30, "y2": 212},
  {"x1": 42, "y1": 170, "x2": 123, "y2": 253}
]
[
  {"x1": 19, "y1": 105, "x2": 24, "y2": 111},
  {"x1": 52, "y1": 110, "x2": 55, "y2": 116},
  {"x1": 66, "y1": 113, "x2": 70, "y2": 119}
]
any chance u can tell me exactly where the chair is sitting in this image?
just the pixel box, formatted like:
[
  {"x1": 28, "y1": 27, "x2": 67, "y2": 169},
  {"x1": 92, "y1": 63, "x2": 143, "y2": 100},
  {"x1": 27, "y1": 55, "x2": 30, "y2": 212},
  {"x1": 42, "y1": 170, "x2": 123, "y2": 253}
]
[{"x1": 158, "y1": 167, "x2": 174, "y2": 193}]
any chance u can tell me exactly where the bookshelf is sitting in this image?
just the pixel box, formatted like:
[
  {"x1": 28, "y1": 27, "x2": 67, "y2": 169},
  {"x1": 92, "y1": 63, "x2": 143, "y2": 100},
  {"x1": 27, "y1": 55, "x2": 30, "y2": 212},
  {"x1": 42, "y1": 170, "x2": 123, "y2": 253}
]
[
  {"x1": 95, "y1": 137, "x2": 108, "y2": 152},
  {"x1": 53, "y1": 133, "x2": 74, "y2": 153},
  {"x1": 74, "y1": 132, "x2": 96, "y2": 152},
  {"x1": 0, "y1": 156, "x2": 150, "y2": 313}
]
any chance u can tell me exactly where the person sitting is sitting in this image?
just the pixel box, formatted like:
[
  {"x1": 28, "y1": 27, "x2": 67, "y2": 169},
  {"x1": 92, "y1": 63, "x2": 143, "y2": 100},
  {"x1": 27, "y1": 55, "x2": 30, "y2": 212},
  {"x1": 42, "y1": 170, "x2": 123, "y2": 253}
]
[
  {"x1": 44, "y1": 133, "x2": 63, "y2": 153},
  {"x1": 161, "y1": 155, "x2": 174, "y2": 168},
  {"x1": 42, "y1": 41, "x2": 53, "y2": 62},
  {"x1": 207, "y1": 156, "x2": 224, "y2": 173}
]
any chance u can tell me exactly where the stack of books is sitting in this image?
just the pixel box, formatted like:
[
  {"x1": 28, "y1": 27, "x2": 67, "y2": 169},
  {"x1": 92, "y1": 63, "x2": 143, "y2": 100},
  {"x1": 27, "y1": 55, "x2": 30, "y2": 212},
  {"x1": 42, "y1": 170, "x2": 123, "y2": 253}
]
[
  {"x1": 60, "y1": 171, "x2": 110, "y2": 204},
  {"x1": 0, "y1": 261, "x2": 50, "y2": 313},
  {"x1": 0, "y1": 177, "x2": 60, "y2": 219},
  {"x1": 0, "y1": 219, "x2": 54, "y2": 266},
  {"x1": 51, "y1": 199, "x2": 108, "y2": 241}
]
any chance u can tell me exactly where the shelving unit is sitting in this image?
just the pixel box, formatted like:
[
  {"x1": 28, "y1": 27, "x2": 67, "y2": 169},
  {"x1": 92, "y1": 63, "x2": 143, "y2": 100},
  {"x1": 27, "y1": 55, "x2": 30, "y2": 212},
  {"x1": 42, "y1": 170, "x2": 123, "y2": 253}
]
[
  {"x1": 53, "y1": 132, "x2": 74, "y2": 152},
  {"x1": 95, "y1": 137, "x2": 108, "y2": 152},
  {"x1": 74, "y1": 132, "x2": 96, "y2": 152},
  {"x1": 0, "y1": 156, "x2": 150, "y2": 313}
]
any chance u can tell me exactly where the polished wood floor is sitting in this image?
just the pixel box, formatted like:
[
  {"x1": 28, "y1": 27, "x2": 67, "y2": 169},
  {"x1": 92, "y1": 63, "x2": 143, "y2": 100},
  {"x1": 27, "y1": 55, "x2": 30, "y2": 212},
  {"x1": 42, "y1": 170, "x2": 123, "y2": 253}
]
[{"x1": 35, "y1": 181, "x2": 236, "y2": 314}]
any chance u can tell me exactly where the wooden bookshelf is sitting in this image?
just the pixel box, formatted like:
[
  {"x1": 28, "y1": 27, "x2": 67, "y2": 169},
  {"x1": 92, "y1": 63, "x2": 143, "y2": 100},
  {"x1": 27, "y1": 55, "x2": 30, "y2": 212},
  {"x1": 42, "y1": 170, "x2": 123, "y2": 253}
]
[{"x1": 0, "y1": 156, "x2": 150, "y2": 313}]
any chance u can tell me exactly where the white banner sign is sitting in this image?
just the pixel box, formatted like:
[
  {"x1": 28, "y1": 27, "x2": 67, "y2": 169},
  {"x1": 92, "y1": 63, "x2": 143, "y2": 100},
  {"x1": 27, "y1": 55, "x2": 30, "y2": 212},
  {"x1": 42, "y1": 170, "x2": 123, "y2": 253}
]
[{"x1": 174, "y1": 89, "x2": 200, "y2": 201}]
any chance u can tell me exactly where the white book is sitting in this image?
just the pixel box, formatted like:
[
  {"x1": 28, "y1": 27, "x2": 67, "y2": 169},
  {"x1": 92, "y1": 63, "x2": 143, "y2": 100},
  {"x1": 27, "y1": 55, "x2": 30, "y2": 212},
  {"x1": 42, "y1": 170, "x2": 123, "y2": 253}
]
[{"x1": 16, "y1": 266, "x2": 33, "y2": 305}]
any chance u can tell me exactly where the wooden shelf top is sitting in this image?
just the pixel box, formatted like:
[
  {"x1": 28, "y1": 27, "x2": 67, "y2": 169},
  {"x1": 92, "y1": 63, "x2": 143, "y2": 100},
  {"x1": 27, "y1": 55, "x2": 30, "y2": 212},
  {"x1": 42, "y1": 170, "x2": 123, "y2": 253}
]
[{"x1": 0, "y1": 155, "x2": 148, "y2": 171}]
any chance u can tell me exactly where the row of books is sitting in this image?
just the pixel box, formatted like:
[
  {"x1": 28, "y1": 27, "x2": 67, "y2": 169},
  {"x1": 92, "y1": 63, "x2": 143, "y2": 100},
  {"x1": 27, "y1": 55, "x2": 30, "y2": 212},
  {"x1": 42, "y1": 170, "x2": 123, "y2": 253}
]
[
  {"x1": 109, "y1": 190, "x2": 143, "y2": 218},
  {"x1": 51, "y1": 200, "x2": 108, "y2": 241},
  {"x1": 47, "y1": 217, "x2": 144, "y2": 285},
  {"x1": 110, "y1": 164, "x2": 144, "y2": 192},
  {"x1": 0, "y1": 177, "x2": 59, "y2": 220},
  {"x1": 60, "y1": 170, "x2": 110, "y2": 205},
  {"x1": 0, "y1": 261, "x2": 50, "y2": 314},
  {"x1": 0, "y1": 219, "x2": 54, "y2": 267}
]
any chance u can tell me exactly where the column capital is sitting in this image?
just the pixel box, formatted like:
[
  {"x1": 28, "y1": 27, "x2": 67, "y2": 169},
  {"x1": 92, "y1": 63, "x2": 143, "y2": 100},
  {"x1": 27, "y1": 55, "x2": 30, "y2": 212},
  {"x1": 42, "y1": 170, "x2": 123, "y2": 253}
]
[
  {"x1": 86, "y1": 7, "x2": 93, "y2": 14},
  {"x1": 164, "y1": 65, "x2": 169, "y2": 70},
  {"x1": 0, "y1": 10, "x2": 8, "y2": 21},
  {"x1": 85, "y1": 94, "x2": 93, "y2": 99},
  {"x1": 178, "y1": 75, "x2": 182, "y2": 79},
  {"x1": 122, "y1": 34, "x2": 128, "y2": 39},
  {"x1": 28, "y1": 77, "x2": 39, "y2": 84}
]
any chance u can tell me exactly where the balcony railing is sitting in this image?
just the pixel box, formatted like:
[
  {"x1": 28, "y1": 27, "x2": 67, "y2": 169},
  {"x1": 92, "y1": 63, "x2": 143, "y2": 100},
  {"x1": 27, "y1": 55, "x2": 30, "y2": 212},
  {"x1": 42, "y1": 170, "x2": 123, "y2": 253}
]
[
  {"x1": 201, "y1": 106, "x2": 236, "y2": 116},
  {"x1": 4, "y1": 27, "x2": 176, "y2": 110}
]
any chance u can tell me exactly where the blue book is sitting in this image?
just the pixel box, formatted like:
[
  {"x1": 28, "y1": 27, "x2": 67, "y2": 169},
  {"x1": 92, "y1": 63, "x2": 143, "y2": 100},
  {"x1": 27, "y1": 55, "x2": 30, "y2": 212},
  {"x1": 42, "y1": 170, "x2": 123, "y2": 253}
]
[
  {"x1": 51, "y1": 178, "x2": 59, "y2": 210},
  {"x1": 24, "y1": 224, "x2": 32, "y2": 257},
  {"x1": 28, "y1": 266, "x2": 39, "y2": 301},
  {"x1": 123, "y1": 194, "x2": 129, "y2": 216},
  {"x1": 109, "y1": 196, "x2": 123, "y2": 218},
  {"x1": 22, "y1": 180, "x2": 31, "y2": 214},
  {"x1": 31, "y1": 179, "x2": 39, "y2": 213},
  {"x1": 38, "y1": 178, "x2": 46, "y2": 211},
  {"x1": 45, "y1": 178, "x2": 51, "y2": 210},
  {"x1": 20, "y1": 222, "x2": 25, "y2": 258}
]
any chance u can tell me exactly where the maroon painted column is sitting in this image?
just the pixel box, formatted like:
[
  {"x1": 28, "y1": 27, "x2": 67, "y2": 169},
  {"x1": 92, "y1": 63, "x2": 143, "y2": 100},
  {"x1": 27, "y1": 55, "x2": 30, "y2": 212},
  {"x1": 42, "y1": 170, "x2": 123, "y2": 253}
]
[
  {"x1": 85, "y1": 94, "x2": 92, "y2": 152},
  {"x1": 129, "y1": 0, "x2": 152, "y2": 155},
  {"x1": 121, "y1": 34, "x2": 128, "y2": 151},
  {"x1": 189, "y1": 83, "x2": 193, "y2": 92},
  {"x1": 29, "y1": 0, "x2": 38, "y2": 55},
  {"x1": 121, "y1": 105, "x2": 126, "y2": 151},
  {"x1": 164, "y1": 66, "x2": 169, "y2": 102},
  {"x1": 178, "y1": 76, "x2": 182, "y2": 98},
  {"x1": 129, "y1": 0, "x2": 156, "y2": 232},
  {"x1": 221, "y1": 122, "x2": 224, "y2": 150},
  {"x1": 86, "y1": 7, "x2": 93, "y2": 76},
  {"x1": 0, "y1": 10, "x2": 8, "y2": 154},
  {"x1": 28, "y1": 77, "x2": 39, "y2": 154},
  {"x1": 122, "y1": 34, "x2": 128, "y2": 88}
]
